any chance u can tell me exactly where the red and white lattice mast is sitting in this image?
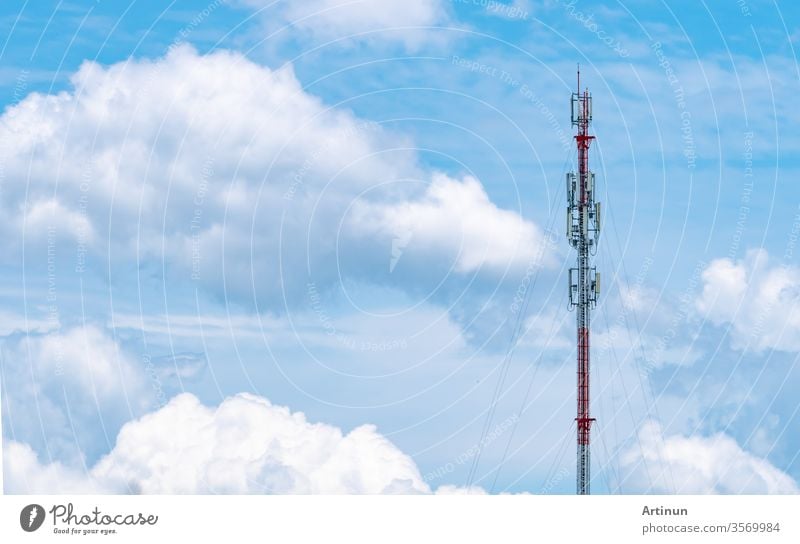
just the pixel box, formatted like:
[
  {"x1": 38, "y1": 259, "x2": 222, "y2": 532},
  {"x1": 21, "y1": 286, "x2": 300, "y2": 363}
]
[{"x1": 566, "y1": 66, "x2": 601, "y2": 495}]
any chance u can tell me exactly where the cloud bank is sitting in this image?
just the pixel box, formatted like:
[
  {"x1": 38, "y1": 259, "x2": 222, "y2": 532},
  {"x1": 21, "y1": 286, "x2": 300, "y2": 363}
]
[
  {"x1": 5, "y1": 391, "x2": 472, "y2": 494},
  {"x1": 620, "y1": 420, "x2": 798, "y2": 494},
  {"x1": 1, "y1": 45, "x2": 552, "y2": 314}
]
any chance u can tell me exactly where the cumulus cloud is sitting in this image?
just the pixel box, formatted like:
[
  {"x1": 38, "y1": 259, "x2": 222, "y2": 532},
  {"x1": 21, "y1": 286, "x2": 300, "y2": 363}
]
[
  {"x1": 5, "y1": 391, "x2": 482, "y2": 495},
  {"x1": 23, "y1": 199, "x2": 94, "y2": 244},
  {"x1": 696, "y1": 248, "x2": 800, "y2": 352},
  {"x1": 0, "y1": 326, "x2": 153, "y2": 465},
  {"x1": 1, "y1": 324, "x2": 486, "y2": 496},
  {"x1": 0, "y1": 45, "x2": 551, "y2": 316},
  {"x1": 1, "y1": 45, "x2": 404, "y2": 302},
  {"x1": 620, "y1": 420, "x2": 798, "y2": 494},
  {"x1": 350, "y1": 174, "x2": 556, "y2": 275},
  {"x1": 3, "y1": 441, "x2": 109, "y2": 494}
]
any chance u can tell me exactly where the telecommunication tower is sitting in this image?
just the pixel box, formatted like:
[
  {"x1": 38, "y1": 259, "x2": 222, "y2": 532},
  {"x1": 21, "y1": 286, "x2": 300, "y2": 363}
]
[{"x1": 566, "y1": 66, "x2": 601, "y2": 495}]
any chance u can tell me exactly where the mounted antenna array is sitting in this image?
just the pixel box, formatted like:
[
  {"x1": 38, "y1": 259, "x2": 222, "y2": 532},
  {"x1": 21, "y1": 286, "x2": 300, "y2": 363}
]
[{"x1": 566, "y1": 66, "x2": 601, "y2": 495}]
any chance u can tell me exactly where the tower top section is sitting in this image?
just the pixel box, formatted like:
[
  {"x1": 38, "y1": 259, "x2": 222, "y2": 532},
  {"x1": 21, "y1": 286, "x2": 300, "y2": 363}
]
[{"x1": 571, "y1": 67, "x2": 592, "y2": 128}]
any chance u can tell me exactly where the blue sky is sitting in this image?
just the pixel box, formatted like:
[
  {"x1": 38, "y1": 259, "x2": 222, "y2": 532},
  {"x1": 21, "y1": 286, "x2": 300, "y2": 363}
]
[{"x1": 1, "y1": 0, "x2": 800, "y2": 494}]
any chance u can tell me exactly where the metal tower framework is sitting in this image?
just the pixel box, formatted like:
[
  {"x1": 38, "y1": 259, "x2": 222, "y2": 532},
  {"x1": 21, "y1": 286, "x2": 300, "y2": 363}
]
[{"x1": 567, "y1": 67, "x2": 600, "y2": 495}]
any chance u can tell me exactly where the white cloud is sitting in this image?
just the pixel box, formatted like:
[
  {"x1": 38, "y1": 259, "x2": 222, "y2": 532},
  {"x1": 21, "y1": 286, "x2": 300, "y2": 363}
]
[
  {"x1": 434, "y1": 484, "x2": 488, "y2": 495},
  {"x1": 618, "y1": 284, "x2": 659, "y2": 315},
  {"x1": 239, "y1": 0, "x2": 451, "y2": 49},
  {"x1": 620, "y1": 420, "x2": 798, "y2": 494},
  {"x1": 1, "y1": 326, "x2": 152, "y2": 464},
  {"x1": 696, "y1": 251, "x2": 754, "y2": 326},
  {"x1": 0, "y1": 45, "x2": 407, "y2": 300},
  {"x1": 149, "y1": 352, "x2": 207, "y2": 383},
  {"x1": 22, "y1": 326, "x2": 147, "y2": 402},
  {"x1": 593, "y1": 323, "x2": 702, "y2": 370},
  {"x1": 0, "y1": 45, "x2": 548, "y2": 313},
  {"x1": 3, "y1": 441, "x2": 109, "y2": 494},
  {"x1": 0, "y1": 309, "x2": 57, "y2": 335},
  {"x1": 23, "y1": 199, "x2": 94, "y2": 243},
  {"x1": 108, "y1": 311, "x2": 283, "y2": 339},
  {"x1": 93, "y1": 393, "x2": 428, "y2": 493},
  {"x1": 696, "y1": 249, "x2": 800, "y2": 352},
  {"x1": 350, "y1": 173, "x2": 557, "y2": 275},
  {"x1": 520, "y1": 307, "x2": 570, "y2": 351},
  {"x1": 5, "y1": 391, "x2": 485, "y2": 495}
]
